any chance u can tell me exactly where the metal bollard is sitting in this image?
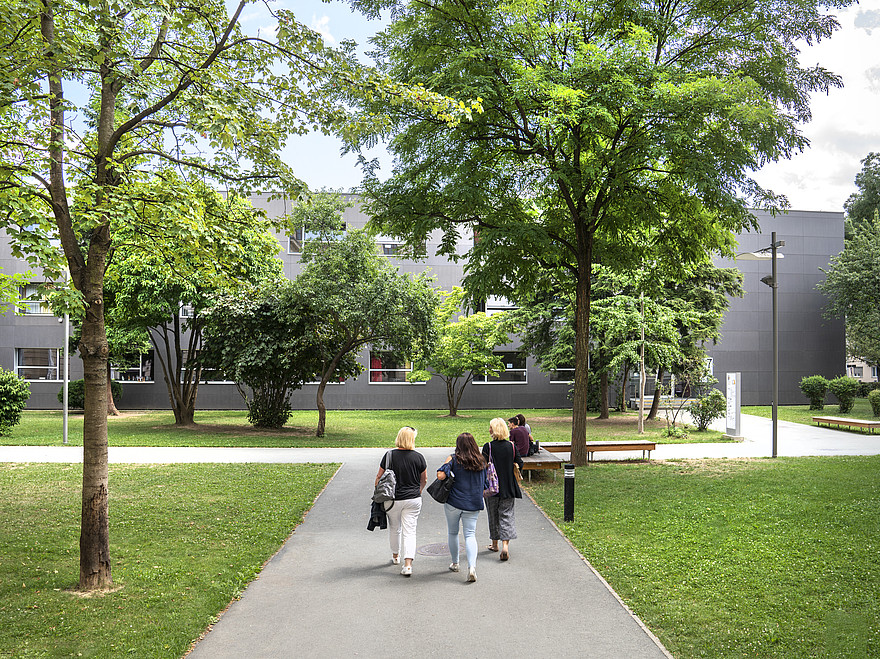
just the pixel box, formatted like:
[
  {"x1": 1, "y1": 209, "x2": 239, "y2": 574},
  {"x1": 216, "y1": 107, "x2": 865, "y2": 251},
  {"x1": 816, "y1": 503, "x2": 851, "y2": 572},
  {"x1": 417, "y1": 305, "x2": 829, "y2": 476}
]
[{"x1": 563, "y1": 463, "x2": 575, "y2": 522}]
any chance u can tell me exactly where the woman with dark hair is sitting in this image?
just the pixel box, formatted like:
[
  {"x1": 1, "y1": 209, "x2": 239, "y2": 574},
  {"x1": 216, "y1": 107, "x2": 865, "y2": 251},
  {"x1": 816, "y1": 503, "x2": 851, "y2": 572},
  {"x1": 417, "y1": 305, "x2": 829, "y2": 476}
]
[
  {"x1": 483, "y1": 417, "x2": 523, "y2": 561},
  {"x1": 508, "y1": 415, "x2": 530, "y2": 458},
  {"x1": 435, "y1": 432, "x2": 488, "y2": 582}
]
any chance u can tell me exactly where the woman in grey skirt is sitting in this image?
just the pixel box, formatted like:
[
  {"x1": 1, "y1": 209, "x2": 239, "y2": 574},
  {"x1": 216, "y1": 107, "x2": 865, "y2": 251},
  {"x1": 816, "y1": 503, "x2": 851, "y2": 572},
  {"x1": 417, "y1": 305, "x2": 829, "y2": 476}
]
[{"x1": 481, "y1": 417, "x2": 523, "y2": 561}]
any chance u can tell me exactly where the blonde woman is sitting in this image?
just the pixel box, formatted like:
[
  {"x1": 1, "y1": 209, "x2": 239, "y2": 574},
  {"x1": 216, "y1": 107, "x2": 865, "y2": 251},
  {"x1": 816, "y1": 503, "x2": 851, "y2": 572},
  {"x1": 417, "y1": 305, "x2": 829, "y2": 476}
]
[
  {"x1": 375, "y1": 426, "x2": 427, "y2": 576},
  {"x1": 482, "y1": 417, "x2": 523, "y2": 561}
]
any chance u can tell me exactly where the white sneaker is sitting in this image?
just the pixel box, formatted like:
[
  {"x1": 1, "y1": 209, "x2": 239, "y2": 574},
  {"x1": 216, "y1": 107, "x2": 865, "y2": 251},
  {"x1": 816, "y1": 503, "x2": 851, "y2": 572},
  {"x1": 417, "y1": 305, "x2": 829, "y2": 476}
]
[
  {"x1": 449, "y1": 563, "x2": 460, "y2": 572},
  {"x1": 466, "y1": 567, "x2": 476, "y2": 582},
  {"x1": 401, "y1": 565, "x2": 412, "y2": 577},
  {"x1": 391, "y1": 555, "x2": 400, "y2": 565}
]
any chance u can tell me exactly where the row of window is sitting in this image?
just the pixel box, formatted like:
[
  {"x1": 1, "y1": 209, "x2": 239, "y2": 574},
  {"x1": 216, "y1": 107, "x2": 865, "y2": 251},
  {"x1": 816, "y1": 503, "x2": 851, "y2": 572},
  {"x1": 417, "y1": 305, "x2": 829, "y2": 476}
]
[
  {"x1": 846, "y1": 364, "x2": 879, "y2": 380},
  {"x1": 11, "y1": 348, "x2": 573, "y2": 384}
]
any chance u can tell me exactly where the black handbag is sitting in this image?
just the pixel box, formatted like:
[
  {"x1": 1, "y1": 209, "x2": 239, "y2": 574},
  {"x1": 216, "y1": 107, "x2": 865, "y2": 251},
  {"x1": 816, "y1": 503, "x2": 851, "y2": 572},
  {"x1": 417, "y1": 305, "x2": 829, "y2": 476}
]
[{"x1": 427, "y1": 459, "x2": 455, "y2": 503}]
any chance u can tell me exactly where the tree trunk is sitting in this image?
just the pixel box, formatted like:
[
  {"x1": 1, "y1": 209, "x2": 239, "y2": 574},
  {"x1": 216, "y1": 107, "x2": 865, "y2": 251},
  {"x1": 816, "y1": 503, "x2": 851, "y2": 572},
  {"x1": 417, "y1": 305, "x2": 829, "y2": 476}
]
[
  {"x1": 647, "y1": 367, "x2": 664, "y2": 420},
  {"x1": 618, "y1": 365, "x2": 630, "y2": 412},
  {"x1": 599, "y1": 370, "x2": 610, "y2": 419},
  {"x1": 570, "y1": 229, "x2": 593, "y2": 466},
  {"x1": 106, "y1": 363, "x2": 119, "y2": 416},
  {"x1": 77, "y1": 231, "x2": 113, "y2": 591},
  {"x1": 316, "y1": 380, "x2": 327, "y2": 437},
  {"x1": 446, "y1": 377, "x2": 458, "y2": 416}
]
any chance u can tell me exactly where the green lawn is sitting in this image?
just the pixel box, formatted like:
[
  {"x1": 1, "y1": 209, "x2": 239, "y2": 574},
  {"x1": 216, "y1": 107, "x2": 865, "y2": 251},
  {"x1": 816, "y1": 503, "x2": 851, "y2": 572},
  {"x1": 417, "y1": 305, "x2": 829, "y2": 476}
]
[
  {"x1": 1, "y1": 408, "x2": 729, "y2": 447},
  {"x1": 744, "y1": 397, "x2": 879, "y2": 430},
  {"x1": 528, "y1": 457, "x2": 879, "y2": 658},
  {"x1": 0, "y1": 462, "x2": 337, "y2": 658}
]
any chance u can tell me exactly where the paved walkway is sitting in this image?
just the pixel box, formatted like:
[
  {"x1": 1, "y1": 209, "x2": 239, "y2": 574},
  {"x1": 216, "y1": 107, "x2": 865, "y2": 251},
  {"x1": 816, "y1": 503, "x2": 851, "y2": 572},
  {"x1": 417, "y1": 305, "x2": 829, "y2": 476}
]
[{"x1": 4, "y1": 414, "x2": 880, "y2": 658}]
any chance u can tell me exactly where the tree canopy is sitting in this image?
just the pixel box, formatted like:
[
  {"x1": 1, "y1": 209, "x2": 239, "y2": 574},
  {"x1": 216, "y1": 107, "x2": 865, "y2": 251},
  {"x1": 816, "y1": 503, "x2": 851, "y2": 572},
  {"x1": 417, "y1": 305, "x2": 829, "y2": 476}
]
[
  {"x1": 351, "y1": 0, "x2": 847, "y2": 463},
  {"x1": 107, "y1": 185, "x2": 284, "y2": 425},
  {"x1": 200, "y1": 281, "x2": 325, "y2": 429},
  {"x1": 296, "y1": 229, "x2": 440, "y2": 436},
  {"x1": 408, "y1": 287, "x2": 512, "y2": 416},
  {"x1": 818, "y1": 213, "x2": 880, "y2": 367},
  {"x1": 844, "y1": 153, "x2": 880, "y2": 224}
]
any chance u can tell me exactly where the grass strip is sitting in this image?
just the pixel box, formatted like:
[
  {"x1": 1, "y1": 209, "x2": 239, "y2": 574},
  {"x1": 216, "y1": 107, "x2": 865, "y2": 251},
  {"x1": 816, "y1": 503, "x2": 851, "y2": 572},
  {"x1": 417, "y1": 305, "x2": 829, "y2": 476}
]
[
  {"x1": 528, "y1": 456, "x2": 879, "y2": 658},
  {"x1": 745, "y1": 398, "x2": 880, "y2": 432},
  {"x1": 2, "y1": 408, "x2": 728, "y2": 447},
  {"x1": 0, "y1": 462, "x2": 338, "y2": 658}
]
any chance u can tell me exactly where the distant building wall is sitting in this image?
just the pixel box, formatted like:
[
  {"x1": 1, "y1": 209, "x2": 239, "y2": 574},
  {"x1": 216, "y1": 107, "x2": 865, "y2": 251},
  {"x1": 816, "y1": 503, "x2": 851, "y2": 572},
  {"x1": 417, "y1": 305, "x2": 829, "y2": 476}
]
[
  {"x1": 2, "y1": 201, "x2": 845, "y2": 410},
  {"x1": 708, "y1": 209, "x2": 846, "y2": 405}
]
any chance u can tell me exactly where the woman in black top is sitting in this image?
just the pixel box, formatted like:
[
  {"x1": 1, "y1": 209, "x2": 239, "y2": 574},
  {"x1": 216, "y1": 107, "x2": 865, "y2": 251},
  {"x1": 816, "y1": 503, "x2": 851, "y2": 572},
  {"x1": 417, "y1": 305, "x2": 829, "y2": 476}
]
[
  {"x1": 375, "y1": 426, "x2": 427, "y2": 577},
  {"x1": 482, "y1": 417, "x2": 523, "y2": 561}
]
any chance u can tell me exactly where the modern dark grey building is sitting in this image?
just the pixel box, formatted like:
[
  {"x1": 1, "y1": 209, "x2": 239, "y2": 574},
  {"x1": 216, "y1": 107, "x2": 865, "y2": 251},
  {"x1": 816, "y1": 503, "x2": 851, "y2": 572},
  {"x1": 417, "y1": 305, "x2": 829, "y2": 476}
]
[
  {"x1": 711, "y1": 209, "x2": 846, "y2": 405},
  {"x1": 1, "y1": 199, "x2": 844, "y2": 410}
]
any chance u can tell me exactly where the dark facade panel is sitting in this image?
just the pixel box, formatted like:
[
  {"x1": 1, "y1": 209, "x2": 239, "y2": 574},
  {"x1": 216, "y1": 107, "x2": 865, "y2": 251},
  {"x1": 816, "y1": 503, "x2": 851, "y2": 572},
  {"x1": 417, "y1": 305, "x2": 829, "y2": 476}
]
[{"x1": 708, "y1": 210, "x2": 845, "y2": 405}]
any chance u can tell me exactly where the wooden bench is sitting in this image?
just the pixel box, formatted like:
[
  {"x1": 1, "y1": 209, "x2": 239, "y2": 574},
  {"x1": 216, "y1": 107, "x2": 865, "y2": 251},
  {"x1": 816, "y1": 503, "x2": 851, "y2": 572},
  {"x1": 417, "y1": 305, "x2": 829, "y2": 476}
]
[
  {"x1": 585, "y1": 440, "x2": 655, "y2": 461},
  {"x1": 812, "y1": 416, "x2": 880, "y2": 434},
  {"x1": 519, "y1": 448, "x2": 565, "y2": 480},
  {"x1": 532, "y1": 440, "x2": 656, "y2": 462}
]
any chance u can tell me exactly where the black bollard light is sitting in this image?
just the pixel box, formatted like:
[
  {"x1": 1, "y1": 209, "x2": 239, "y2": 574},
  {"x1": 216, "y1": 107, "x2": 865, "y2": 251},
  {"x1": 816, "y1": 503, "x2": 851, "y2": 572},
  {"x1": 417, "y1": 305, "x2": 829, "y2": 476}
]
[{"x1": 563, "y1": 463, "x2": 575, "y2": 522}]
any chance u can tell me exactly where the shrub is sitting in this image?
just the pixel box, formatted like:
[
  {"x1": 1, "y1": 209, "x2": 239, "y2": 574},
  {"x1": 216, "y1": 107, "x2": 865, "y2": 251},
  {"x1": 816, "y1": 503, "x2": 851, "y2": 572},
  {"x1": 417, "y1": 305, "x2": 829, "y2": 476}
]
[
  {"x1": 828, "y1": 376, "x2": 860, "y2": 413},
  {"x1": 58, "y1": 379, "x2": 123, "y2": 409},
  {"x1": 0, "y1": 368, "x2": 30, "y2": 434},
  {"x1": 662, "y1": 425, "x2": 689, "y2": 440},
  {"x1": 690, "y1": 389, "x2": 727, "y2": 431},
  {"x1": 857, "y1": 380, "x2": 880, "y2": 398},
  {"x1": 799, "y1": 375, "x2": 828, "y2": 410},
  {"x1": 869, "y1": 390, "x2": 880, "y2": 418}
]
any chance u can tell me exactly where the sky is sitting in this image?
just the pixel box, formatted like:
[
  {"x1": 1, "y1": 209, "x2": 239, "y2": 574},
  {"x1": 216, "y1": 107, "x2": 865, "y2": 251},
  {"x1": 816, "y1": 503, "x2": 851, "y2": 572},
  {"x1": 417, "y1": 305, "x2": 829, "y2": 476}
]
[{"x1": 249, "y1": 0, "x2": 880, "y2": 214}]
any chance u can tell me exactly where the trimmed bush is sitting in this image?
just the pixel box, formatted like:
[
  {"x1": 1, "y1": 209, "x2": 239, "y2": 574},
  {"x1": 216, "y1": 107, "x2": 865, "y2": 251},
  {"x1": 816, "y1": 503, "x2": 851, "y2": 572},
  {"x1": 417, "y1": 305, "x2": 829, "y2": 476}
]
[
  {"x1": 828, "y1": 376, "x2": 860, "y2": 413},
  {"x1": 857, "y1": 380, "x2": 880, "y2": 398},
  {"x1": 690, "y1": 389, "x2": 727, "y2": 431},
  {"x1": 0, "y1": 367, "x2": 30, "y2": 434},
  {"x1": 869, "y1": 390, "x2": 880, "y2": 418},
  {"x1": 57, "y1": 379, "x2": 123, "y2": 409},
  {"x1": 799, "y1": 375, "x2": 828, "y2": 410}
]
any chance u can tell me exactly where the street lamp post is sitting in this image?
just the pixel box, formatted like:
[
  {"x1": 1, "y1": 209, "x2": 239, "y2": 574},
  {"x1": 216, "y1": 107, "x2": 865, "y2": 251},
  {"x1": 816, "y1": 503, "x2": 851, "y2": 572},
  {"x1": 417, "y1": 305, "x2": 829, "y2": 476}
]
[{"x1": 737, "y1": 232, "x2": 785, "y2": 458}]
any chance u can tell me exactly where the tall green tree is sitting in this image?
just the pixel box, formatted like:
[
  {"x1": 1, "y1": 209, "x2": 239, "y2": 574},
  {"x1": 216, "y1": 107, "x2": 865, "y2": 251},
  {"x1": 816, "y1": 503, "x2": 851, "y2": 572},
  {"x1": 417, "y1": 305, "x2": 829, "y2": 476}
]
[
  {"x1": 0, "y1": 0, "x2": 473, "y2": 592},
  {"x1": 296, "y1": 230, "x2": 440, "y2": 436},
  {"x1": 818, "y1": 213, "x2": 880, "y2": 367},
  {"x1": 844, "y1": 153, "x2": 880, "y2": 226},
  {"x1": 352, "y1": 0, "x2": 848, "y2": 464},
  {"x1": 408, "y1": 287, "x2": 511, "y2": 416},
  {"x1": 107, "y1": 186, "x2": 284, "y2": 426}
]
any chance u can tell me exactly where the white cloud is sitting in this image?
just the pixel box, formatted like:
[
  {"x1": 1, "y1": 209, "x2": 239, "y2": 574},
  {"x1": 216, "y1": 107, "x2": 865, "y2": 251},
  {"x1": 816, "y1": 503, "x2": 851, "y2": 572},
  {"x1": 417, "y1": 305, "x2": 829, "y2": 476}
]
[
  {"x1": 311, "y1": 14, "x2": 337, "y2": 45},
  {"x1": 754, "y1": 0, "x2": 880, "y2": 213}
]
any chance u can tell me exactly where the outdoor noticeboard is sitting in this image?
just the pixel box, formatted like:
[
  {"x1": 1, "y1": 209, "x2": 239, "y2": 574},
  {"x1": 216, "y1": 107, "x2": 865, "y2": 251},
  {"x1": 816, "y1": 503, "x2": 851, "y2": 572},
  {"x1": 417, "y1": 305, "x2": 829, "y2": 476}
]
[{"x1": 725, "y1": 372, "x2": 742, "y2": 439}]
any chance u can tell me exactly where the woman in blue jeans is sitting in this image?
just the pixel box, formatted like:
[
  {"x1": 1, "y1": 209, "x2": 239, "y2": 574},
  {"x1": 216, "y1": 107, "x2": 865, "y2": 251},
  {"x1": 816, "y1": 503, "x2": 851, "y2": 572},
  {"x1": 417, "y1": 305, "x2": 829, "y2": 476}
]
[{"x1": 436, "y1": 432, "x2": 488, "y2": 582}]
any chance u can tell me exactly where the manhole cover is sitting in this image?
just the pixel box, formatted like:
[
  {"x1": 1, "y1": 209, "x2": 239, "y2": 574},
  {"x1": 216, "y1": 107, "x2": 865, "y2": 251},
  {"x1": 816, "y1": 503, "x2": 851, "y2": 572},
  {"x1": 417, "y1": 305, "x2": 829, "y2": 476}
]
[{"x1": 417, "y1": 542, "x2": 465, "y2": 557}]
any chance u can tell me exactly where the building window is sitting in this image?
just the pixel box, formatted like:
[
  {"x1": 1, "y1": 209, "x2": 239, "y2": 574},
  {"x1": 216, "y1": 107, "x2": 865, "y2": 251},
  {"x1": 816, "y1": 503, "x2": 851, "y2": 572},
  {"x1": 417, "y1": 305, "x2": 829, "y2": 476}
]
[
  {"x1": 550, "y1": 367, "x2": 574, "y2": 383},
  {"x1": 111, "y1": 350, "x2": 155, "y2": 382},
  {"x1": 15, "y1": 347, "x2": 61, "y2": 380},
  {"x1": 369, "y1": 351, "x2": 413, "y2": 383},
  {"x1": 872, "y1": 366, "x2": 878, "y2": 380},
  {"x1": 179, "y1": 349, "x2": 233, "y2": 384},
  {"x1": 847, "y1": 364, "x2": 864, "y2": 378},
  {"x1": 287, "y1": 227, "x2": 304, "y2": 254},
  {"x1": 18, "y1": 283, "x2": 51, "y2": 315},
  {"x1": 473, "y1": 351, "x2": 527, "y2": 384},
  {"x1": 381, "y1": 242, "x2": 405, "y2": 256},
  {"x1": 180, "y1": 303, "x2": 195, "y2": 319},
  {"x1": 288, "y1": 224, "x2": 347, "y2": 254},
  {"x1": 475, "y1": 295, "x2": 517, "y2": 316}
]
